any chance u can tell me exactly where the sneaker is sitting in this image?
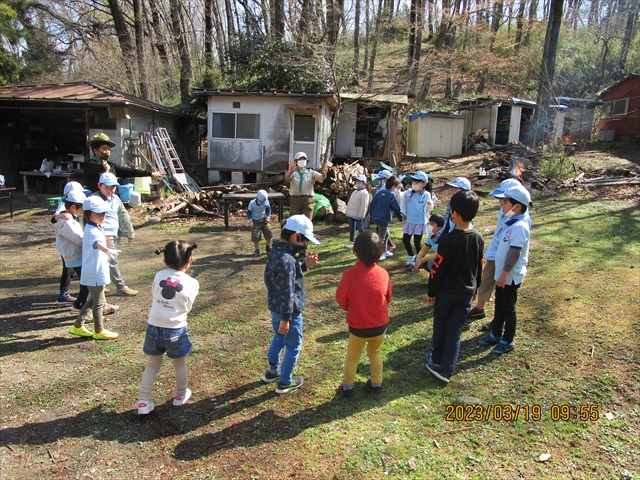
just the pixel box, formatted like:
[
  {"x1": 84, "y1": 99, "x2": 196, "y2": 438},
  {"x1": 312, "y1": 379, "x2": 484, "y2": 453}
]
[
  {"x1": 425, "y1": 363, "x2": 450, "y2": 384},
  {"x1": 338, "y1": 385, "x2": 354, "y2": 400},
  {"x1": 71, "y1": 302, "x2": 84, "y2": 313},
  {"x1": 266, "y1": 245, "x2": 271, "y2": 253},
  {"x1": 491, "y1": 340, "x2": 515, "y2": 355},
  {"x1": 137, "y1": 400, "x2": 155, "y2": 415},
  {"x1": 480, "y1": 322, "x2": 491, "y2": 332},
  {"x1": 425, "y1": 349, "x2": 439, "y2": 365},
  {"x1": 478, "y1": 331, "x2": 501, "y2": 346},
  {"x1": 262, "y1": 370, "x2": 280, "y2": 383},
  {"x1": 467, "y1": 307, "x2": 486, "y2": 319},
  {"x1": 104, "y1": 287, "x2": 110, "y2": 294},
  {"x1": 275, "y1": 376, "x2": 303, "y2": 394},
  {"x1": 56, "y1": 294, "x2": 77, "y2": 304},
  {"x1": 173, "y1": 388, "x2": 192, "y2": 406},
  {"x1": 253, "y1": 249, "x2": 261, "y2": 257},
  {"x1": 345, "y1": 241, "x2": 355, "y2": 248},
  {"x1": 103, "y1": 303, "x2": 120, "y2": 315},
  {"x1": 92, "y1": 329, "x2": 119, "y2": 340},
  {"x1": 115, "y1": 286, "x2": 138, "y2": 297},
  {"x1": 405, "y1": 255, "x2": 416, "y2": 267},
  {"x1": 69, "y1": 325, "x2": 94, "y2": 337},
  {"x1": 365, "y1": 379, "x2": 383, "y2": 400},
  {"x1": 385, "y1": 251, "x2": 394, "y2": 258}
]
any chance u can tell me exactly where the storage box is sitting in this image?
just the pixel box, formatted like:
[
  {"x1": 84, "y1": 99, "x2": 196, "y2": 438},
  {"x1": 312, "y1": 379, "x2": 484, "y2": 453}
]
[
  {"x1": 598, "y1": 129, "x2": 615, "y2": 142},
  {"x1": 117, "y1": 183, "x2": 134, "y2": 202},
  {"x1": 351, "y1": 147, "x2": 363, "y2": 158},
  {"x1": 46, "y1": 197, "x2": 63, "y2": 214}
]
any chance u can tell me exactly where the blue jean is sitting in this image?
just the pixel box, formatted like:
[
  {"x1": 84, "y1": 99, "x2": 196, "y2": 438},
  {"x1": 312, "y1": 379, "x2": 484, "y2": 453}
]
[
  {"x1": 267, "y1": 311, "x2": 303, "y2": 384},
  {"x1": 431, "y1": 291, "x2": 473, "y2": 378},
  {"x1": 143, "y1": 325, "x2": 192, "y2": 359},
  {"x1": 348, "y1": 217, "x2": 364, "y2": 242}
]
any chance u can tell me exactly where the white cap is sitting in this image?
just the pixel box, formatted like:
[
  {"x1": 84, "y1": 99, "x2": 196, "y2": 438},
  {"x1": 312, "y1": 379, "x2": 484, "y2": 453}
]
[
  {"x1": 294, "y1": 152, "x2": 308, "y2": 160},
  {"x1": 256, "y1": 190, "x2": 268, "y2": 202},
  {"x1": 445, "y1": 177, "x2": 471, "y2": 190},
  {"x1": 83, "y1": 195, "x2": 109, "y2": 213},
  {"x1": 354, "y1": 174, "x2": 367, "y2": 183},
  {"x1": 494, "y1": 185, "x2": 531, "y2": 206},
  {"x1": 66, "y1": 190, "x2": 86, "y2": 204},
  {"x1": 63, "y1": 181, "x2": 84, "y2": 196},
  {"x1": 490, "y1": 178, "x2": 521, "y2": 196},
  {"x1": 283, "y1": 215, "x2": 320, "y2": 245},
  {"x1": 99, "y1": 172, "x2": 119, "y2": 186},
  {"x1": 376, "y1": 170, "x2": 392, "y2": 179}
]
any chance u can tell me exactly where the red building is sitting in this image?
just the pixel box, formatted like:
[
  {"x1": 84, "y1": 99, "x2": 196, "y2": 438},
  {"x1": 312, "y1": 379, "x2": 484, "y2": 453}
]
[{"x1": 596, "y1": 73, "x2": 640, "y2": 141}]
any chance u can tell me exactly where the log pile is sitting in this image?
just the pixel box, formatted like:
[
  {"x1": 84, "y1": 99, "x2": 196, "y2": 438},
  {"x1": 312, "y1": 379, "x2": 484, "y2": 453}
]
[{"x1": 316, "y1": 160, "x2": 370, "y2": 202}]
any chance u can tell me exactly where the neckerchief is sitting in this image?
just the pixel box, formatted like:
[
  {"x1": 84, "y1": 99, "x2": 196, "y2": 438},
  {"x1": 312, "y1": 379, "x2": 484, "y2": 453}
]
[{"x1": 297, "y1": 167, "x2": 307, "y2": 192}]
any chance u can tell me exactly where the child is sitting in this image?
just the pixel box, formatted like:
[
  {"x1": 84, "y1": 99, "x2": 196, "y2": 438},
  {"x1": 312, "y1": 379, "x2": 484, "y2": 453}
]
[
  {"x1": 53, "y1": 181, "x2": 85, "y2": 304},
  {"x1": 247, "y1": 189, "x2": 273, "y2": 257},
  {"x1": 336, "y1": 230, "x2": 391, "y2": 400},
  {"x1": 375, "y1": 170, "x2": 395, "y2": 252},
  {"x1": 425, "y1": 190, "x2": 484, "y2": 384},
  {"x1": 262, "y1": 215, "x2": 320, "y2": 394},
  {"x1": 54, "y1": 189, "x2": 90, "y2": 316},
  {"x1": 478, "y1": 185, "x2": 531, "y2": 355},
  {"x1": 72, "y1": 196, "x2": 120, "y2": 340},
  {"x1": 400, "y1": 171, "x2": 434, "y2": 267},
  {"x1": 345, "y1": 174, "x2": 370, "y2": 248},
  {"x1": 93, "y1": 172, "x2": 138, "y2": 297},
  {"x1": 137, "y1": 240, "x2": 200, "y2": 415},
  {"x1": 413, "y1": 213, "x2": 445, "y2": 273},
  {"x1": 370, "y1": 176, "x2": 405, "y2": 262},
  {"x1": 467, "y1": 179, "x2": 528, "y2": 324},
  {"x1": 435, "y1": 177, "x2": 472, "y2": 242}
]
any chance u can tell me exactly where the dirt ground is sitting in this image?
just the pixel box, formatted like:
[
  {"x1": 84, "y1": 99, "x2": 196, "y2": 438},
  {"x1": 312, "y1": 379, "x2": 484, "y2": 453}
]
[{"x1": 0, "y1": 142, "x2": 638, "y2": 479}]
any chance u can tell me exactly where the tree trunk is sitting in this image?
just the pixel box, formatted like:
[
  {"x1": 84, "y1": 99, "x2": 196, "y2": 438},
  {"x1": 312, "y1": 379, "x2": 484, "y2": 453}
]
[
  {"x1": 534, "y1": 0, "x2": 563, "y2": 146},
  {"x1": 204, "y1": 0, "x2": 214, "y2": 68},
  {"x1": 523, "y1": 0, "x2": 538, "y2": 46},
  {"x1": 514, "y1": 0, "x2": 526, "y2": 52},
  {"x1": 408, "y1": 0, "x2": 419, "y2": 65},
  {"x1": 367, "y1": 0, "x2": 384, "y2": 89},
  {"x1": 299, "y1": 0, "x2": 313, "y2": 38},
  {"x1": 132, "y1": 0, "x2": 148, "y2": 99},
  {"x1": 169, "y1": 0, "x2": 192, "y2": 104},
  {"x1": 363, "y1": 0, "x2": 370, "y2": 72},
  {"x1": 147, "y1": 0, "x2": 173, "y2": 98},
  {"x1": 490, "y1": 1, "x2": 504, "y2": 52},
  {"x1": 107, "y1": 0, "x2": 137, "y2": 92},
  {"x1": 225, "y1": 0, "x2": 236, "y2": 44},
  {"x1": 588, "y1": 0, "x2": 599, "y2": 26},
  {"x1": 327, "y1": 0, "x2": 337, "y2": 44},
  {"x1": 354, "y1": 0, "x2": 361, "y2": 79},
  {"x1": 272, "y1": 0, "x2": 285, "y2": 40},
  {"x1": 618, "y1": 0, "x2": 637, "y2": 72}
]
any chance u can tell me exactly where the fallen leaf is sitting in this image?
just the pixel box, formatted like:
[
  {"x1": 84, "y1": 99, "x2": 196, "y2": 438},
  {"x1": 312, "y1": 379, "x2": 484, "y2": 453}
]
[
  {"x1": 408, "y1": 457, "x2": 417, "y2": 470},
  {"x1": 538, "y1": 453, "x2": 551, "y2": 462},
  {"x1": 605, "y1": 412, "x2": 614, "y2": 420}
]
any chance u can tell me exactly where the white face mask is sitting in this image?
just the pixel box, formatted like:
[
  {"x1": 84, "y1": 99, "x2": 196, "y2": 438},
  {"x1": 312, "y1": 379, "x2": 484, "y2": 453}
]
[
  {"x1": 427, "y1": 224, "x2": 434, "y2": 236},
  {"x1": 297, "y1": 160, "x2": 307, "y2": 168},
  {"x1": 355, "y1": 182, "x2": 365, "y2": 190},
  {"x1": 412, "y1": 182, "x2": 423, "y2": 192},
  {"x1": 504, "y1": 207, "x2": 517, "y2": 219}
]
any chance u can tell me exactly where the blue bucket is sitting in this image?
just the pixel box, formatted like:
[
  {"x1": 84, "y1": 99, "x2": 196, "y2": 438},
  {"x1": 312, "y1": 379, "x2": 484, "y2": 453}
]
[{"x1": 117, "y1": 183, "x2": 134, "y2": 202}]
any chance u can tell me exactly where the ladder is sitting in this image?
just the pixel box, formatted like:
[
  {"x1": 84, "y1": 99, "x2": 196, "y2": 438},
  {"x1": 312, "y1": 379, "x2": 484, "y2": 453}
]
[{"x1": 154, "y1": 128, "x2": 199, "y2": 194}]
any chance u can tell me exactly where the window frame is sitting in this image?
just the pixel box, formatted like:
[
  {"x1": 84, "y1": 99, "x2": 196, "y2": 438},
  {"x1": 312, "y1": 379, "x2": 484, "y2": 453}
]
[
  {"x1": 210, "y1": 112, "x2": 261, "y2": 140},
  {"x1": 603, "y1": 98, "x2": 629, "y2": 117}
]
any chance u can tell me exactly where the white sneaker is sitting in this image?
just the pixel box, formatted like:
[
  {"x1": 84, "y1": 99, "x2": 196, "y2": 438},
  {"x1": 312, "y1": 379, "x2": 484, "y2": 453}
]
[
  {"x1": 405, "y1": 256, "x2": 416, "y2": 266},
  {"x1": 137, "y1": 400, "x2": 154, "y2": 415},
  {"x1": 173, "y1": 388, "x2": 192, "y2": 406},
  {"x1": 385, "y1": 251, "x2": 394, "y2": 258},
  {"x1": 378, "y1": 253, "x2": 387, "y2": 262},
  {"x1": 345, "y1": 241, "x2": 354, "y2": 248}
]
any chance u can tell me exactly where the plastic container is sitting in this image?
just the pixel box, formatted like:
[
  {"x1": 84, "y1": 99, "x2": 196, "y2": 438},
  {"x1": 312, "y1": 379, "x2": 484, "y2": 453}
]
[
  {"x1": 46, "y1": 197, "x2": 64, "y2": 214},
  {"x1": 134, "y1": 176, "x2": 151, "y2": 195},
  {"x1": 128, "y1": 191, "x2": 141, "y2": 207},
  {"x1": 117, "y1": 183, "x2": 134, "y2": 202}
]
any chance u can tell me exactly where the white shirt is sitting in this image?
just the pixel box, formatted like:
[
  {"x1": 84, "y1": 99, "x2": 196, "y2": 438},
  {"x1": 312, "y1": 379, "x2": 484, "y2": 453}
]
[
  {"x1": 80, "y1": 222, "x2": 110, "y2": 287},
  {"x1": 148, "y1": 268, "x2": 200, "y2": 329}
]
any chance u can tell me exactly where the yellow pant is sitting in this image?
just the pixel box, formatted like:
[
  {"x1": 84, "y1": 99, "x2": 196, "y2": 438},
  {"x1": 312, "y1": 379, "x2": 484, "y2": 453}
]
[{"x1": 343, "y1": 332, "x2": 385, "y2": 385}]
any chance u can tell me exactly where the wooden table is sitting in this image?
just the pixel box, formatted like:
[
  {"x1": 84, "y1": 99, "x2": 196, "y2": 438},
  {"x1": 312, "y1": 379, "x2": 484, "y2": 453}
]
[
  {"x1": 222, "y1": 192, "x2": 285, "y2": 230},
  {"x1": 0, "y1": 187, "x2": 15, "y2": 218},
  {"x1": 20, "y1": 170, "x2": 84, "y2": 195}
]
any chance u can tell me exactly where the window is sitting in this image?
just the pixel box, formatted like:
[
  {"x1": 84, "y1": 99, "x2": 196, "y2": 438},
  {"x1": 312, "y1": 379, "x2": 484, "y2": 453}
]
[
  {"x1": 211, "y1": 112, "x2": 260, "y2": 139},
  {"x1": 603, "y1": 98, "x2": 628, "y2": 117},
  {"x1": 294, "y1": 114, "x2": 315, "y2": 142}
]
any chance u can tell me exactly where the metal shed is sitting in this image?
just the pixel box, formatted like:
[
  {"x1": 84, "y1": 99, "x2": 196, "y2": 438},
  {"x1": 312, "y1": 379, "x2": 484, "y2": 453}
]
[{"x1": 407, "y1": 111, "x2": 465, "y2": 158}]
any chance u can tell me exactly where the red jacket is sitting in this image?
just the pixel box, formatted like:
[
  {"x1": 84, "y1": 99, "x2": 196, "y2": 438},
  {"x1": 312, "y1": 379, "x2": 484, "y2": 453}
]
[{"x1": 336, "y1": 261, "x2": 392, "y2": 332}]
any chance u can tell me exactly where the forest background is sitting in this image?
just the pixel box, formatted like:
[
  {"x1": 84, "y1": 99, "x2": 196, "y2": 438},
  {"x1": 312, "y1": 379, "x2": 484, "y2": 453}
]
[{"x1": 0, "y1": 0, "x2": 638, "y2": 117}]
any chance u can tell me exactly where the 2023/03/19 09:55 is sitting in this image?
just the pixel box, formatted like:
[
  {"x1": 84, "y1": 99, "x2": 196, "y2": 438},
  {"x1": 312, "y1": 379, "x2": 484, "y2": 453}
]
[{"x1": 444, "y1": 404, "x2": 600, "y2": 422}]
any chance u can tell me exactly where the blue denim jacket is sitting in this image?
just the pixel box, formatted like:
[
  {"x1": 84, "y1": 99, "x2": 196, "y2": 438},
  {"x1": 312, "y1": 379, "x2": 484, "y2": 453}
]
[{"x1": 264, "y1": 240, "x2": 307, "y2": 320}]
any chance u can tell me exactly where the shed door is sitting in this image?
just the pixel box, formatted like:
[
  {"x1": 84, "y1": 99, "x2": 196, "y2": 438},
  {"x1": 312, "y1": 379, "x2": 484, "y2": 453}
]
[{"x1": 292, "y1": 114, "x2": 317, "y2": 168}]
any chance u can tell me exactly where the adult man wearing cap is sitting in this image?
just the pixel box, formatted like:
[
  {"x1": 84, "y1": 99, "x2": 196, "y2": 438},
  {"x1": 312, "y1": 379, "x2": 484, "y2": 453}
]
[
  {"x1": 284, "y1": 152, "x2": 331, "y2": 220},
  {"x1": 85, "y1": 133, "x2": 166, "y2": 193}
]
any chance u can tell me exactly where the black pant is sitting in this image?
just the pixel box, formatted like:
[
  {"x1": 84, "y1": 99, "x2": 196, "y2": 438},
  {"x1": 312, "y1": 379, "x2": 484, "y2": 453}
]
[
  {"x1": 59, "y1": 256, "x2": 73, "y2": 293},
  {"x1": 491, "y1": 282, "x2": 520, "y2": 343},
  {"x1": 402, "y1": 233, "x2": 423, "y2": 256}
]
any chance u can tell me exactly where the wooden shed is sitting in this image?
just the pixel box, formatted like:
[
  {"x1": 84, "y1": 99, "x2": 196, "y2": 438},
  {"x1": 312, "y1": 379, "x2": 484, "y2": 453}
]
[
  {"x1": 406, "y1": 111, "x2": 465, "y2": 158},
  {"x1": 596, "y1": 74, "x2": 640, "y2": 141}
]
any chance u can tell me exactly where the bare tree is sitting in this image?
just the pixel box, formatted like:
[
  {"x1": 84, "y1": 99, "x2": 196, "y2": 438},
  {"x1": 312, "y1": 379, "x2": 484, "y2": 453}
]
[
  {"x1": 107, "y1": 0, "x2": 137, "y2": 92},
  {"x1": 354, "y1": 0, "x2": 361, "y2": 79},
  {"x1": 169, "y1": 0, "x2": 192, "y2": 103},
  {"x1": 132, "y1": 0, "x2": 148, "y2": 98},
  {"x1": 367, "y1": 0, "x2": 384, "y2": 88}
]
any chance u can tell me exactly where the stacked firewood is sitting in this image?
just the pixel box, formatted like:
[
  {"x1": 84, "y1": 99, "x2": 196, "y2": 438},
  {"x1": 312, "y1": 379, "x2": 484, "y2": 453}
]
[{"x1": 316, "y1": 161, "x2": 369, "y2": 202}]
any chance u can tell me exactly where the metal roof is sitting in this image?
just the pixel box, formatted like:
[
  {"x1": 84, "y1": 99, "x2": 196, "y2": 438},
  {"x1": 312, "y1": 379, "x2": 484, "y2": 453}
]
[
  {"x1": 340, "y1": 92, "x2": 409, "y2": 105},
  {"x1": 596, "y1": 73, "x2": 640, "y2": 98},
  {"x1": 457, "y1": 97, "x2": 537, "y2": 109},
  {"x1": 192, "y1": 88, "x2": 335, "y2": 98},
  {"x1": 408, "y1": 111, "x2": 464, "y2": 121},
  {"x1": 0, "y1": 81, "x2": 179, "y2": 114}
]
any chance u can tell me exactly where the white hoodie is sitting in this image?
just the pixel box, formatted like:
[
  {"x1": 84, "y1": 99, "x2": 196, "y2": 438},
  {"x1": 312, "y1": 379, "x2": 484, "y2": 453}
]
[{"x1": 55, "y1": 216, "x2": 84, "y2": 265}]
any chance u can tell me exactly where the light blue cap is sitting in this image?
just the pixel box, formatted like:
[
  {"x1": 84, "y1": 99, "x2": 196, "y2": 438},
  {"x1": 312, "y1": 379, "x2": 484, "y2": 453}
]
[
  {"x1": 490, "y1": 178, "x2": 521, "y2": 197},
  {"x1": 411, "y1": 171, "x2": 429, "y2": 183},
  {"x1": 354, "y1": 174, "x2": 367, "y2": 183},
  {"x1": 83, "y1": 195, "x2": 109, "y2": 213},
  {"x1": 494, "y1": 185, "x2": 531, "y2": 205},
  {"x1": 283, "y1": 215, "x2": 320, "y2": 245},
  {"x1": 445, "y1": 177, "x2": 471, "y2": 190}
]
